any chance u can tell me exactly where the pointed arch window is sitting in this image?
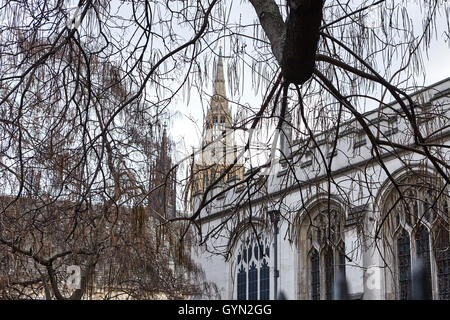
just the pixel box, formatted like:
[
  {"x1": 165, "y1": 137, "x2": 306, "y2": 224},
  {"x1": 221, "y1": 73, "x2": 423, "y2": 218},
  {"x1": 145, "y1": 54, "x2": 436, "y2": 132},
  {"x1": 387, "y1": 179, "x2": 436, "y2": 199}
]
[
  {"x1": 397, "y1": 229, "x2": 411, "y2": 300},
  {"x1": 384, "y1": 177, "x2": 449, "y2": 300},
  {"x1": 304, "y1": 208, "x2": 345, "y2": 300},
  {"x1": 234, "y1": 229, "x2": 272, "y2": 300}
]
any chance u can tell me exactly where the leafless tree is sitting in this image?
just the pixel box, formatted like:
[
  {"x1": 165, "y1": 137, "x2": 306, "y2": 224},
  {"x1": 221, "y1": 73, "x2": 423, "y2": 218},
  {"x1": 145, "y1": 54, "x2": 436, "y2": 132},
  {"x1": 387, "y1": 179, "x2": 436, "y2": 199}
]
[{"x1": 0, "y1": 0, "x2": 448, "y2": 299}]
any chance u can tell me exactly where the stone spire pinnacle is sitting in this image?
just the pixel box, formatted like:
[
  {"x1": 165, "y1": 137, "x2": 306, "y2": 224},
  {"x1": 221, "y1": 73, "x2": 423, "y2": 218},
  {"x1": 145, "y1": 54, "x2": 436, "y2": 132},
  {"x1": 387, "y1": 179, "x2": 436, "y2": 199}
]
[
  {"x1": 204, "y1": 46, "x2": 231, "y2": 139},
  {"x1": 213, "y1": 45, "x2": 226, "y2": 98}
]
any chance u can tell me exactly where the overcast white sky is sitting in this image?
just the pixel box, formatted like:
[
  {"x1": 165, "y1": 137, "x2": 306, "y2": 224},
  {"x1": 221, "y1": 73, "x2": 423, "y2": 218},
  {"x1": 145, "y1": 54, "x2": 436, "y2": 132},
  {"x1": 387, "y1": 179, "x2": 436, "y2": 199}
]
[{"x1": 169, "y1": 1, "x2": 450, "y2": 173}]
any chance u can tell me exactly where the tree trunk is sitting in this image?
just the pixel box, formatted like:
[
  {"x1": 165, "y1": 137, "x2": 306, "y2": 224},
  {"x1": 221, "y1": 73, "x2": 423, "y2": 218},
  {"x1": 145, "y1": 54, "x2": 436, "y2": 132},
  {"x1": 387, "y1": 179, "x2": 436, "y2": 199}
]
[
  {"x1": 249, "y1": 0, "x2": 324, "y2": 85},
  {"x1": 282, "y1": 0, "x2": 324, "y2": 84}
]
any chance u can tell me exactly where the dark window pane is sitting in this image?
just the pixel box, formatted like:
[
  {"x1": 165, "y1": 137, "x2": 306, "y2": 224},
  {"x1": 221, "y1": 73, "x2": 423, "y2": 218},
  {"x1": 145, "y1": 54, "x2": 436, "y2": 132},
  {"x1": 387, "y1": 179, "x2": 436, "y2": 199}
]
[
  {"x1": 397, "y1": 229, "x2": 411, "y2": 300},
  {"x1": 237, "y1": 265, "x2": 246, "y2": 300},
  {"x1": 248, "y1": 262, "x2": 258, "y2": 300},
  {"x1": 436, "y1": 226, "x2": 449, "y2": 300},
  {"x1": 325, "y1": 250, "x2": 334, "y2": 300},
  {"x1": 415, "y1": 225, "x2": 433, "y2": 299},
  {"x1": 260, "y1": 259, "x2": 270, "y2": 300},
  {"x1": 311, "y1": 251, "x2": 320, "y2": 300}
]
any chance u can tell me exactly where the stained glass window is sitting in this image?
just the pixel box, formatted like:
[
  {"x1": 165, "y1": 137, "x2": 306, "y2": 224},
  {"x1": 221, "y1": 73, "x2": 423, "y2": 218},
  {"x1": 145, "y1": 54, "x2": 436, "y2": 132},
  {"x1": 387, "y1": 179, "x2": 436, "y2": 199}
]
[
  {"x1": 397, "y1": 229, "x2": 411, "y2": 300},
  {"x1": 415, "y1": 225, "x2": 432, "y2": 299},
  {"x1": 311, "y1": 250, "x2": 320, "y2": 300}
]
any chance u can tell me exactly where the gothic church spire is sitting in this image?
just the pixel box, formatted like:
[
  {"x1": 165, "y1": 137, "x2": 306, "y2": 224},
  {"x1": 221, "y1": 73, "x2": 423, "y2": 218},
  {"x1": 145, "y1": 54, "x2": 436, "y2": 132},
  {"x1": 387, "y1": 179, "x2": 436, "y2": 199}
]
[{"x1": 213, "y1": 45, "x2": 226, "y2": 99}]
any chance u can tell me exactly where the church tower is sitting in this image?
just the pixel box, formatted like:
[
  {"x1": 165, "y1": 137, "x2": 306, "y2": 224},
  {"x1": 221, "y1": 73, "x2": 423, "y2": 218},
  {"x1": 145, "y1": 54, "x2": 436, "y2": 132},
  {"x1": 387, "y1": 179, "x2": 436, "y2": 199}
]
[{"x1": 191, "y1": 48, "x2": 244, "y2": 198}]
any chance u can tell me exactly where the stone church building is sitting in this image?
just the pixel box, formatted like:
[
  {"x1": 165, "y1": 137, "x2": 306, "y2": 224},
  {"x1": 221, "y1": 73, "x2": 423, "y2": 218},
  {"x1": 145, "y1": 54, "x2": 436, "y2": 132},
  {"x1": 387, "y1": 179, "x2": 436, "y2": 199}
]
[
  {"x1": 190, "y1": 48, "x2": 245, "y2": 199},
  {"x1": 190, "y1": 54, "x2": 449, "y2": 300}
]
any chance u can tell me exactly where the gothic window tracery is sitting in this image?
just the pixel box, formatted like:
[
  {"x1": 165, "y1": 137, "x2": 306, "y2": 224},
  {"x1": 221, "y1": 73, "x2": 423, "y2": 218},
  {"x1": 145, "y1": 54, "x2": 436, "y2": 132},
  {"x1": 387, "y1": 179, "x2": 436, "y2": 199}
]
[
  {"x1": 304, "y1": 207, "x2": 345, "y2": 300},
  {"x1": 234, "y1": 229, "x2": 272, "y2": 300},
  {"x1": 385, "y1": 177, "x2": 449, "y2": 300}
]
